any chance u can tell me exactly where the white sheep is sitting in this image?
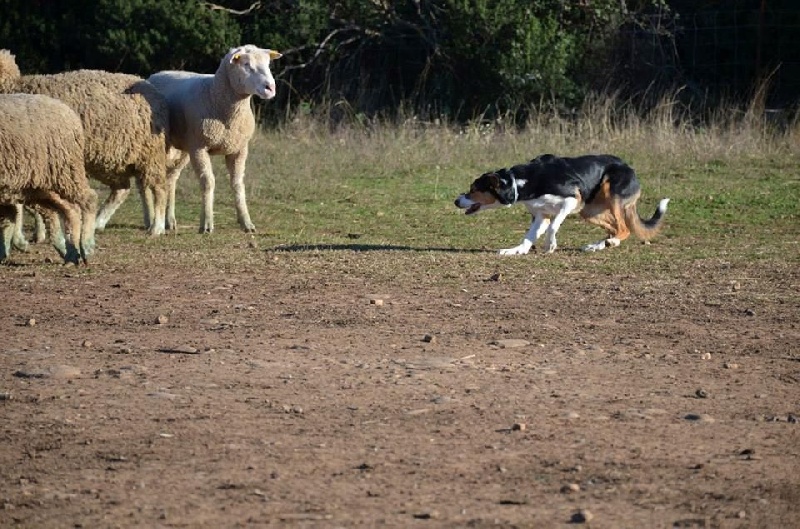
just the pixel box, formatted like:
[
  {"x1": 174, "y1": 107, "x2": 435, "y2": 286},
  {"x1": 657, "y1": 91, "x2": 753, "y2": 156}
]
[
  {"x1": 0, "y1": 50, "x2": 169, "y2": 237},
  {"x1": 147, "y1": 45, "x2": 281, "y2": 233},
  {"x1": 0, "y1": 94, "x2": 97, "y2": 264}
]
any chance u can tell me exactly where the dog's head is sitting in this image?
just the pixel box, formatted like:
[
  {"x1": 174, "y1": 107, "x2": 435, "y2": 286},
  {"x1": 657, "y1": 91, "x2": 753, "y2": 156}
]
[{"x1": 454, "y1": 169, "x2": 516, "y2": 215}]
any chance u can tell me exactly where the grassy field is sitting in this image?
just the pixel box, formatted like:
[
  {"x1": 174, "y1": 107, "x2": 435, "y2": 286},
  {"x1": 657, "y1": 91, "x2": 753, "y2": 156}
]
[{"x1": 91, "y1": 103, "x2": 799, "y2": 283}]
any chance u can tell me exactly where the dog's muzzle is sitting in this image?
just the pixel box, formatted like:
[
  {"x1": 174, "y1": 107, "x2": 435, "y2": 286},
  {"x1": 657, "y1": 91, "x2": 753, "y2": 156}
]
[{"x1": 455, "y1": 195, "x2": 481, "y2": 214}]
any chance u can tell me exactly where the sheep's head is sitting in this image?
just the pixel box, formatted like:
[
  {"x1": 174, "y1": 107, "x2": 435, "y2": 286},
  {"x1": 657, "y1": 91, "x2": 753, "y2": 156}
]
[{"x1": 225, "y1": 45, "x2": 282, "y2": 100}]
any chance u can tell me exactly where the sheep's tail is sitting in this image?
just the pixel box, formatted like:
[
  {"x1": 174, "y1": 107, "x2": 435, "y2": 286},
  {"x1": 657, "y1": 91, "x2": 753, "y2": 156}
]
[
  {"x1": 625, "y1": 198, "x2": 670, "y2": 240},
  {"x1": 0, "y1": 49, "x2": 21, "y2": 80}
]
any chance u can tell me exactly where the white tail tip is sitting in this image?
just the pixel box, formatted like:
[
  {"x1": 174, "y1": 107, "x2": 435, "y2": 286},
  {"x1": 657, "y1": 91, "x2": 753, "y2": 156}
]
[{"x1": 658, "y1": 198, "x2": 670, "y2": 213}]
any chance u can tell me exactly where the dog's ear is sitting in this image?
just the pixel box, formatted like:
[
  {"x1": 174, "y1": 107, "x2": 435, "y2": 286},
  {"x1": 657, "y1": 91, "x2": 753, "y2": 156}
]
[{"x1": 487, "y1": 172, "x2": 501, "y2": 189}]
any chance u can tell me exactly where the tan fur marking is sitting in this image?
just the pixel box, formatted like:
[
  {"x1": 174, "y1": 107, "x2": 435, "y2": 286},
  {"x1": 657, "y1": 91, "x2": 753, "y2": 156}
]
[{"x1": 466, "y1": 190, "x2": 498, "y2": 206}]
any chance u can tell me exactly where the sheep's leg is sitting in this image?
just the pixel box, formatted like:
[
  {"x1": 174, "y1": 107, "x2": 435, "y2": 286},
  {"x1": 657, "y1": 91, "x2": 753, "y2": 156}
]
[
  {"x1": 0, "y1": 204, "x2": 17, "y2": 261},
  {"x1": 32, "y1": 209, "x2": 47, "y2": 244},
  {"x1": 136, "y1": 177, "x2": 154, "y2": 232},
  {"x1": 226, "y1": 147, "x2": 255, "y2": 232},
  {"x1": 79, "y1": 189, "x2": 98, "y2": 262},
  {"x1": 145, "y1": 183, "x2": 167, "y2": 237},
  {"x1": 11, "y1": 204, "x2": 29, "y2": 252},
  {"x1": 31, "y1": 192, "x2": 83, "y2": 264},
  {"x1": 165, "y1": 151, "x2": 189, "y2": 231},
  {"x1": 190, "y1": 150, "x2": 215, "y2": 233},
  {"x1": 45, "y1": 210, "x2": 68, "y2": 259},
  {"x1": 95, "y1": 186, "x2": 131, "y2": 231}
]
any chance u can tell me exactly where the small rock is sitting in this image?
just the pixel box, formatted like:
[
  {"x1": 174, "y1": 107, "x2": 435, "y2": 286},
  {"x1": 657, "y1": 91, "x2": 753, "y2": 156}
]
[
  {"x1": 148, "y1": 391, "x2": 179, "y2": 400},
  {"x1": 27, "y1": 318, "x2": 36, "y2": 327},
  {"x1": 788, "y1": 414, "x2": 798, "y2": 424},
  {"x1": 492, "y1": 339, "x2": 530, "y2": 349},
  {"x1": 0, "y1": 392, "x2": 12, "y2": 401},
  {"x1": 561, "y1": 483, "x2": 581, "y2": 494},
  {"x1": 685, "y1": 413, "x2": 715, "y2": 423},
  {"x1": 695, "y1": 389, "x2": 709, "y2": 399},
  {"x1": 413, "y1": 511, "x2": 439, "y2": 520},
  {"x1": 700, "y1": 352, "x2": 712, "y2": 360},
  {"x1": 723, "y1": 362, "x2": 739, "y2": 369},
  {"x1": 14, "y1": 365, "x2": 81, "y2": 380},
  {"x1": 156, "y1": 314, "x2": 169, "y2": 325},
  {"x1": 159, "y1": 345, "x2": 199, "y2": 354},
  {"x1": 511, "y1": 422, "x2": 526, "y2": 431},
  {"x1": 570, "y1": 509, "x2": 594, "y2": 523},
  {"x1": 82, "y1": 340, "x2": 92, "y2": 348},
  {"x1": 744, "y1": 308, "x2": 755, "y2": 316},
  {"x1": 487, "y1": 272, "x2": 502, "y2": 282},
  {"x1": 369, "y1": 299, "x2": 384, "y2": 306},
  {"x1": 422, "y1": 334, "x2": 435, "y2": 343},
  {"x1": 737, "y1": 510, "x2": 746, "y2": 519},
  {"x1": 731, "y1": 281, "x2": 741, "y2": 291}
]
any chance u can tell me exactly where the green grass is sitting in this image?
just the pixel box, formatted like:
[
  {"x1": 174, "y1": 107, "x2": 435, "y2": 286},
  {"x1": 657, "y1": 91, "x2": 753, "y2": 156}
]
[{"x1": 82, "y1": 106, "x2": 799, "y2": 284}]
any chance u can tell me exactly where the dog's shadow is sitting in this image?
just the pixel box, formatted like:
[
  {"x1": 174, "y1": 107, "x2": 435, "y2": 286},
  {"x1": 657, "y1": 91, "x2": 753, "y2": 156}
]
[
  {"x1": 265, "y1": 243, "x2": 586, "y2": 254},
  {"x1": 265, "y1": 243, "x2": 491, "y2": 254}
]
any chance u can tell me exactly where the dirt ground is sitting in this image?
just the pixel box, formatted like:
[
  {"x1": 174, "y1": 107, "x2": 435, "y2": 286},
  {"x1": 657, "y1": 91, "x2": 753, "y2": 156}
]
[{"x1": 1, "y1": 240, "x2": 798, "y2": 529}]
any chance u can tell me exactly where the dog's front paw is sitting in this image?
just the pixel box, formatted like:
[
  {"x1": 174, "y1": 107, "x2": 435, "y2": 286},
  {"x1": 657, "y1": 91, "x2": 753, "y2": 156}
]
[
  {"x1": 582, "y1": 241, "x2": 605, "y2": 252},
  {"x1": 499, "y1": 244, "x2": 531, "y2": 256}
]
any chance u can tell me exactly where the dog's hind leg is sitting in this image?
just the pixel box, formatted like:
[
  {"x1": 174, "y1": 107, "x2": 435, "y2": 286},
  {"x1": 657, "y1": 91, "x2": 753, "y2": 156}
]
[
  {"x1": 580, "y1": 180, "x2": 631, "y2": 252},
  {"x1": 499, "y1": 214, "x2": 550, "y2": 256}
]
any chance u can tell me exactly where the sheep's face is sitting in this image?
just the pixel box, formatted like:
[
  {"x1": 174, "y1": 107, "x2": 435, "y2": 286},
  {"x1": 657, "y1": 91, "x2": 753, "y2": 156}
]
[{"x1": 226, "y1": 45, "x2": 282, "y2": 100}]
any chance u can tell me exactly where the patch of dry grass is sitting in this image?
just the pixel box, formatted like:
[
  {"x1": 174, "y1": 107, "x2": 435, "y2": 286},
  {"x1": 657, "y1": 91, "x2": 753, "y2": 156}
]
[{"x1": 15, "y1": 94, "x2": 796, "y2": 282}]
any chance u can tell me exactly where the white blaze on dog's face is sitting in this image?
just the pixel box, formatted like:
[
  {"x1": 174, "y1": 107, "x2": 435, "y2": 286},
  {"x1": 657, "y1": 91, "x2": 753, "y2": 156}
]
[{"x1": 454, "y1": 172, "x2": 507, "y2": 215}]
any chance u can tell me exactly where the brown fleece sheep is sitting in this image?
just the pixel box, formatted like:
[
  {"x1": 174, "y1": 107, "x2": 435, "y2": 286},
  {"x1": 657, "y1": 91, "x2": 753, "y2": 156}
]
[
  {"x1": 0, "y1": 94, "x2": 97, "y2": 264},
  {"x1": 0, "y1": 49, "x2": 169, "y2": 236}
]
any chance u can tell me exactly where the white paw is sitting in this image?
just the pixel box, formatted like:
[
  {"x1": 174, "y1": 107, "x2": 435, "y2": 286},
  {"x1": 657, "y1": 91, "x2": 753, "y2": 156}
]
[
  {"x1": 499, "y1": 244, "x2": 531, "y2": 256},
  {"x1": 582, "y1": 241, "x2": 606, "y2": 252},
  {"x1": 542, "y1": 237, "x2": 557, "y2": 254}
]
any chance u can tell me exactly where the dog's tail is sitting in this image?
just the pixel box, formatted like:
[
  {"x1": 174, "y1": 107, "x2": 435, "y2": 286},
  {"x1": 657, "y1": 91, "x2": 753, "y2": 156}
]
[{"x1": 624, "y1": 198, "x2": 670, "y2": 240}]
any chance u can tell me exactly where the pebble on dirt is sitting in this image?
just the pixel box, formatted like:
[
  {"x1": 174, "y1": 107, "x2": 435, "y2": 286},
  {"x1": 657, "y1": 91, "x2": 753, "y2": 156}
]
[
  {"x1": 492, "y1": 339, "x2": 530, "y2": 349},
  {"x1": 156, "y1": 314, "x2": 169, "y2": 325},
  {"x1": 570, "y1": 509, "x2": 594, "y2": 523},
  {"x1": 685, "y1": 413, "x2": 715, "y2": 423},
  {"x1": 14, "y1": 365, "x2": 81, "y2": 380}
]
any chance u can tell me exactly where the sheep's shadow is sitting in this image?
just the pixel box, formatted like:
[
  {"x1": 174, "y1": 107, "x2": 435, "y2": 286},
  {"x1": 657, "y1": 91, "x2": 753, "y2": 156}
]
[{"x1": 265, "y1": 243, "x2": 492, "y2": 254}]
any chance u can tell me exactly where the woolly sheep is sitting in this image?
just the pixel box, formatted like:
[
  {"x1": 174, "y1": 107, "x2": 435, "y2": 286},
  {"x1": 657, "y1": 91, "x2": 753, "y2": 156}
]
[
  {"x1": 0, "y1": 94, "x2": 97, "y2": 264},
  {"x1": 147, "y1": 45, "x2": 281, "y2": 233},
  {"x1": 0, "y1": 50, "x2": 169, "y2": 236}
]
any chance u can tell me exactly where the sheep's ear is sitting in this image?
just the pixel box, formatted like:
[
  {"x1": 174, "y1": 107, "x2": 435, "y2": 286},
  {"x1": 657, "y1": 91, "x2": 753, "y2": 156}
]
[{"x1": 267, "y1": 50, "x2": 282, "y2": 60}]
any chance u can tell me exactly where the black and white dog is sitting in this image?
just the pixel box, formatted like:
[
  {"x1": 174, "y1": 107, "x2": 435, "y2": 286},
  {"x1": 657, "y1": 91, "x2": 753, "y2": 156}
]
[{"x1": 454, "y1": 154, "x2": 669, "y2": 254}]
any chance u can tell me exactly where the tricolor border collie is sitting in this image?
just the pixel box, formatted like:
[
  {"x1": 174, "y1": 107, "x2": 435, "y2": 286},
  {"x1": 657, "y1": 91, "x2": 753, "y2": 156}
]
[{"x1": 454, "y1": 154, "x2": 669, "y2": 254}]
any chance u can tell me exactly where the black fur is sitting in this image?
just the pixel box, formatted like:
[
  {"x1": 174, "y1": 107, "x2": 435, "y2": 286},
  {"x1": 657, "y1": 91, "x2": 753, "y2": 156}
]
[{"x1": 474, "y1": 154, "x2": 642, "y2": 205}]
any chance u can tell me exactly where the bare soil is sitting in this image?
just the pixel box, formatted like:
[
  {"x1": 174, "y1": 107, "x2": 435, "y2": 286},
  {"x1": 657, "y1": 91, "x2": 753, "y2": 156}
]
[{"x1": 1, "y1": 241, "x2": 799, "y2": 528}]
